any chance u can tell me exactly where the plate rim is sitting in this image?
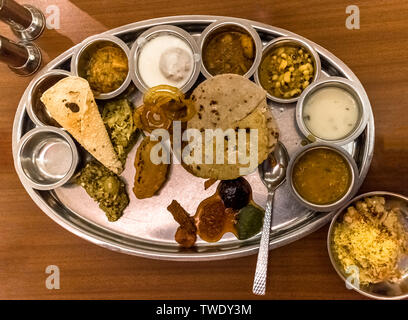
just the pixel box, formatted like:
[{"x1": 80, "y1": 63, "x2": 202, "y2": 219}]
[{"x1": 12, "y1": 15, "x2": 375, "y2": 261}]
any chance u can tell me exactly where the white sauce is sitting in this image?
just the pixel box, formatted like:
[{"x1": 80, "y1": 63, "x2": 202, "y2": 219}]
[
  {"x1": 138, "y1": 35, "x2": 194, "y2": 88},
  {"x1": 303, "y1": 87, "x2": 360, "y2": 140}
]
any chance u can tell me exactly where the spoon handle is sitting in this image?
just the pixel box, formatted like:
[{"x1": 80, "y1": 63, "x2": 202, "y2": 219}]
[{"x1": 252, "y1": 189, "x2": 275, "y2": 295}]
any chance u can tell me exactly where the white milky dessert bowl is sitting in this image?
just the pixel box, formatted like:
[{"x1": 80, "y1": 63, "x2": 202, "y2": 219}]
[{"x1": 296, "y1": 77, "x2": 370, "y2": 146}]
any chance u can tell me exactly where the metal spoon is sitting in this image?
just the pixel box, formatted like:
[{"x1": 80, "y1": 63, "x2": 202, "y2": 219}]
[{"x1": 253, "y1": 141, "x2": 289, "y2": 295}]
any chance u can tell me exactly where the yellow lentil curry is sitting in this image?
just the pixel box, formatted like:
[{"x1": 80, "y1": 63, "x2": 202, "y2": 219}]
[
  {"x1": 86, "y1": 45, "x2": 128, "y2": 94},
  {"x1": 292, "y1": 148, "x2": 351, "y2": 205},
  {"x1": 203, "y1": 30, "x2": 255, "y2": 76},
  {"x1": 258, "y1": 44, "x2": 315, "y2": 99}
]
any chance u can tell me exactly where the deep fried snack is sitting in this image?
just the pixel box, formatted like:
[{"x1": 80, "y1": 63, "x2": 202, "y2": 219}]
[
  {"x1": 133, "y1": 136, "x2": 169, "y2": 199},
  {"x1": 133, "y1": 105, "x2": 144, "y2": 130},
  {"x1": 174, "y1": 227, "x2": 197, "y2": 248},
  {"x1": 40, "y1": 76, "x2": 122, "y2": 174},
  {"x1": 140, "y1": 103, "x2": 172, "y2": 133},
  {"x1": 167, "y1": 200, "x2": 197, "y2": 248},
  {"x1": 333, "y1": 196, "x2": 408, "y2": 284}
]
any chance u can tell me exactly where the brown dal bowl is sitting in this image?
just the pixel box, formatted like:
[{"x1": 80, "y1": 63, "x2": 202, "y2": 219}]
[
  {"x1": 286, "y1": 142, "x2": 359, "y2": 212},
  {"x1": 199, "y1": 19, "x2": 262, "y2": 80},
  {"x1": 71, "y1": 34, "x2": 131, "y2": 100}
]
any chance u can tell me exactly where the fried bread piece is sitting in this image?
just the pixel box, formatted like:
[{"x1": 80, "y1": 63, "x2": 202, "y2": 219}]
[{"x1": 133, "y1": 136, "x2": 169, "y2": 199}]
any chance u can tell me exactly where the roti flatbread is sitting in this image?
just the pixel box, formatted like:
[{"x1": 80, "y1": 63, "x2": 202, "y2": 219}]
[
  {"x1": 40, "y1": 76, "x2": 122, "y2": 174},
  {"x1": 258, "y1": 99, "x2": 279, "y2": 152},
  {"x1": 188, "y1": 74, "x2": 267, "y2": 131},
  {"x1": 186, "y1": 107, "x2": 274, "y2": 180},
  {"x1": 185, "y1": 74, "x2": 279, "y2": 180}
]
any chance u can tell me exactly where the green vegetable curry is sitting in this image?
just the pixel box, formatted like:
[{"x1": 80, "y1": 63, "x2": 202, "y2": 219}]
[
  {"x1": 102, "y1": 98, "x2": 138, "y2": 165},
  {"x1": 76, "y1": 161, "x2": 129, "y2": 222}
]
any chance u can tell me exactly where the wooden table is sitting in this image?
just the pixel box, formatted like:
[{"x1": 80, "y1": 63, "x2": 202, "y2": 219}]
[{"x1": 0, "y1": 0, "x2": 407, "y2": 300}]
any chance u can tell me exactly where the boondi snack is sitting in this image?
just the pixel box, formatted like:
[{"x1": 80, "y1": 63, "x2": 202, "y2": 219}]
[{"x1": 333, "y1": 196, "x2": 408, "y2": 285}]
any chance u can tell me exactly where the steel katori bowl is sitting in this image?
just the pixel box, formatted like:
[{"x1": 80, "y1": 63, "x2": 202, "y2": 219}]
[
  {"x1": 295, "y1": 77, "x2": 370, "y2": 146},
  {"x1": 15, "y1": 126, "x2": 79, "y2": 190},
  {"x1": 254, "y1": 36, "x2": 321, "y2": 104},
  {"x1": 71, "y1": 34, "x2": 131, "y2": 100},
  {"x1": 328, "y1": 191, "x2": 408, "y2": 300},
  {"x1": 129, "y1": 24, "x2": 201, "y2": 94},
  {"x1": 199, "y1": 18, "x2": 262, "y2": 80},
  {"x1": 26, "y1": 69, "x2": 72, "y2": 127},
  {"x1": 286, "y1": 142, "x2": 359, "y2": 212}
]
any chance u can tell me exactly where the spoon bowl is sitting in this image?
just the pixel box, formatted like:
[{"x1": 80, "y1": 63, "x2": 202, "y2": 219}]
[
  {"x1": 253, "y1": 141, "x2": 289, "y2": 295},
  {"x1": 259, "y1": 142, "x2": 289, "y2": 189}
]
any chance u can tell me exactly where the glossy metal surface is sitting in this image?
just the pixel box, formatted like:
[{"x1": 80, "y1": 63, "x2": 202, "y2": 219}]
[
  {"x1": 295, "y1": 77, "x2": 370, "y2": 146},
  {"x1": 327, "y1": 191, "x2": 408, "y2": 300},
  {"x1": 12, "y1": 15, "x2": 375, "y2": 261},
  {"x1": 254, "y1": 36, "x2": 321, "y2": 104},
  {"x1": 26, "y1": 69, "x2": 71, "y2": 127},
  {"x1": 7, "y1": 41, "x2": 41, "y2": 76},
  {"x1": 11, "y1": 5, "x2": 45, "y2": 41},
  {"x1": 0, "y1": 1, "x2": 45, "y2": 41},
  {"x1": 259, "y1": 142, "x2": 289, "y2": 190},
  {"x1": 0, "y1": 0, "x2": 32, "y2": 28},
  {"x1": 15, "y1": 126, "x2": 79, "y2": 190},
  {"x1": 0, "y1": 35, "x2": 27, "y2": 66},
  {"x1": 70, "y1": 34, "x2": 131, "y2": 100},
  {"x1": 253, "y1": 141, "x2": 289, "y2": 295}
]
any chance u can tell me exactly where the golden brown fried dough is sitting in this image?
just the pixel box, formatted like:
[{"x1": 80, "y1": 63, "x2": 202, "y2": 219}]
[{"x1": 133, "y1": 136, "x2": 169, "y2": 199}]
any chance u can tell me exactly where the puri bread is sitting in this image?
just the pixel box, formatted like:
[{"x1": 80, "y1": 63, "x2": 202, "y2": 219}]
[{"x1": 40, "y1": 76, "x2": 122, "y2": 174}]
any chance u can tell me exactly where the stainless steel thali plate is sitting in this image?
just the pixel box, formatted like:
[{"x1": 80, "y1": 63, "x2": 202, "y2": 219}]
[{"x1": 12, "y1": 15, "x2": 374, "y2": 261}]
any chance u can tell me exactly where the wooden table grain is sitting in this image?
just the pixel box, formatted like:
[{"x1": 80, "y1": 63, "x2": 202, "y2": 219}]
[{"x1": 0, "y1": 0, "x2": 407, "y2": 300}]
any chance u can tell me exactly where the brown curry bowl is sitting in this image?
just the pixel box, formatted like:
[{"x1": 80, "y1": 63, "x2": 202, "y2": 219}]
[
  {"x1": 286, "y1": 142, "x2": 359, "y2": 212},
  {"x1": 198, "y1": 19, "x2": 262, "y2": 80},
  {"x1": 70, "y1": 34, "x2": 131, "y2": 100}
]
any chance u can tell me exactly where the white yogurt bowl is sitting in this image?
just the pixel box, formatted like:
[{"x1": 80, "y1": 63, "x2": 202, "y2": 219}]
[{"x1": 129, "y1": 25, "x2": 201, "y2": 94}]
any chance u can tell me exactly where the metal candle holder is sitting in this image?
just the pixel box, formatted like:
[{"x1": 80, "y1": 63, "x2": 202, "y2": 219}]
[
  {"x1": 0, "y1": 35, "x2": 41, "y2": 75},
  {"x1": 0, "y1": 0, "x2": 45, "y2": 41}
]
